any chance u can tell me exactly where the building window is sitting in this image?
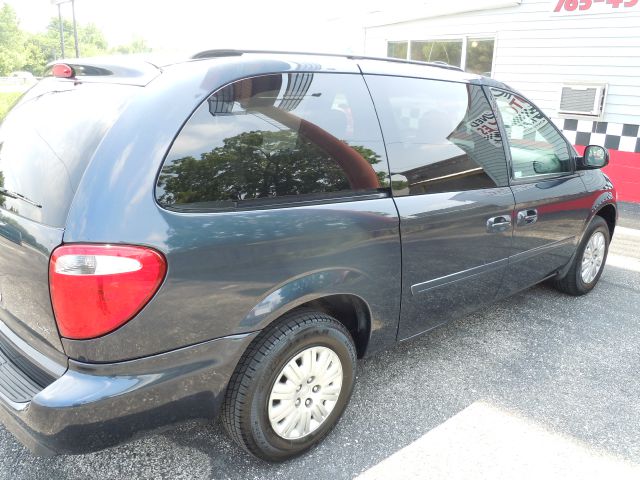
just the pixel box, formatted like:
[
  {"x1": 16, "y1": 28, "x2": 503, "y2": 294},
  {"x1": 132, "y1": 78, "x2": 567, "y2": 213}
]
[
  {"x1": 410, "y1": 40, "x2": 463, "y2": 67},
  {"x1": 387, "y1": 41, "x2": 408, "y2": 59},
  {"x1": 386, "y1": 37, "x2": 495, "y2": 77},
  {"x1": 466, "y1": 38, "x2": 495, "y2": 76}
]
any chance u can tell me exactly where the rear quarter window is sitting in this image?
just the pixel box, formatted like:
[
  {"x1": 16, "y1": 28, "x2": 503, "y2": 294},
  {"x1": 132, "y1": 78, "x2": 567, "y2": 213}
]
[{"x1": 156, "y1": 73, "x2": 390, "y2": 212}]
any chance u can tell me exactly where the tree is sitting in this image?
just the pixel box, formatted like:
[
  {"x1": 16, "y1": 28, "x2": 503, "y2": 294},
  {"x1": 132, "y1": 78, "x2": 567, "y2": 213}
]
[
  {"x1": 22, "y1": 33, "x2": 54, "y2": 76},
  {"x1": 0, "y1": 6, "x2": 152, "y2": 76},
  {"x1": 0, "y1": 4, "x2": 25, "y2": 75},
  {"x1": 20, "y1": 18, "x2": 112, "y2": 75},
  {"x1": 113, "y1": 37, "x2": 152, "y2": 55},
  {"x1": 157, "y1": 130, "x2": 385, "y2": 207},
  {"x1": 78, "y1": 22, "x2": 108, "y2": 57},
  {"x1": 42, "y1": 17, "x2": 109, "y2": 60}
]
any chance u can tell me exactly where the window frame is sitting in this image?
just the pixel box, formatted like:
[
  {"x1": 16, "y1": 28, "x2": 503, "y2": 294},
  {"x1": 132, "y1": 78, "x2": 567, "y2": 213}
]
[
  {"x1": 386, "y1": 35, "x2": 497, "y2": 77},
  {"x1": 154, "y1": 72, "x2": 393, "y2": 214},
  {"x1": 487, "y1": 86, "x2": 578, "y2": 185}
]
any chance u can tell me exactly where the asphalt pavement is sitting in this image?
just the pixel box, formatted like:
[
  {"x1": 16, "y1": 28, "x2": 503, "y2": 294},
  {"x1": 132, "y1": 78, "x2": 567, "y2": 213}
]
[{"x1": 1, "y1": 208, "x2": 639, "y2": 480}]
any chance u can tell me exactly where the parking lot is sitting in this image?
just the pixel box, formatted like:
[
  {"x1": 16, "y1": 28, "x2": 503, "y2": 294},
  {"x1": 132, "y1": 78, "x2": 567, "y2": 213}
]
[{"x1": 1, "y1": 206, "x2": 639, "y2": 479}]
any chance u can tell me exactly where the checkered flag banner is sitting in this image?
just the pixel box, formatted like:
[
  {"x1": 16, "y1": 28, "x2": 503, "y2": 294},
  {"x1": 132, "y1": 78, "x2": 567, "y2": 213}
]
[{"x1": 555, "y1": 119, "x2": 640, "y2": 153}]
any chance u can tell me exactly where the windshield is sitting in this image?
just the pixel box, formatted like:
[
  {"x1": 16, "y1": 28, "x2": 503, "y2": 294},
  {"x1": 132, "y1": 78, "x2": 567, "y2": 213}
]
[{"x1": 0, "y1": 81, "x2": 136, "y2": 227}]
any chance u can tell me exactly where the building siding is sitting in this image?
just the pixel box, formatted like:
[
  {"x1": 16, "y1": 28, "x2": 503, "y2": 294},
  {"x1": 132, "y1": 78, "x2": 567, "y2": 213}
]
[{"x1": 364, "y1": 0, "x2": 640, "y2": 125}]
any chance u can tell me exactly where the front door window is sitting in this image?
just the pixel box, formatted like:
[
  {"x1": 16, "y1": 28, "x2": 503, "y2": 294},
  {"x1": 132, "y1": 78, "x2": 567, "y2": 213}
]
[{"x1": 491, "y1": 88, "x2": 572, "y2": 180}]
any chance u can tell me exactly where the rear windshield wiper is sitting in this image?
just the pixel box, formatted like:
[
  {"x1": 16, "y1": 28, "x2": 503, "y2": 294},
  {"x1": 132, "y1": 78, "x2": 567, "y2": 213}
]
[{"x1": 0, "y1": 187, "x2": 42, "y2": 208}]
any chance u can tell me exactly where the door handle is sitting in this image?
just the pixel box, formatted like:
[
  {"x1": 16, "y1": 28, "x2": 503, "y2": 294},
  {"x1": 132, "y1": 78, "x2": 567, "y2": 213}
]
[
  {"x1": 517, "y1": 209, "x2": 538, "y2": 226},
  {"x1": 486, "y1": 215, "x2": 512, "y2": 233}
]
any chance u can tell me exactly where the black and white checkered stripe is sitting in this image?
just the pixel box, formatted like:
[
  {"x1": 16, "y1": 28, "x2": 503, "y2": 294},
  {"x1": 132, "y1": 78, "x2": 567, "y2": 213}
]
[{"x1": 552, "y1": 118, "x2": 640, "y2": 153}]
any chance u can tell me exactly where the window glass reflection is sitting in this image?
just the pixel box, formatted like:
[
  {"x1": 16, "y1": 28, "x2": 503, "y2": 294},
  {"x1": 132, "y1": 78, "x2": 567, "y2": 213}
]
[
  {"x1": 387, "y1": 41, "x2": 408, "y2": 60},
  {"x1": 365, "y1": 76, "x2": 509, "y2": 195},
  {"x1": 157, "y1": 73, "x2": 389, "y2": 211},
  {"x1": 466, "y1": 38, "x2": 495, "y2": 76},
  {"x1": 410, "y1": 40, "x2": 463, "y2": 67},
  {"x1": 491, "y1": 88, "x2": 571, "y2": 179}
]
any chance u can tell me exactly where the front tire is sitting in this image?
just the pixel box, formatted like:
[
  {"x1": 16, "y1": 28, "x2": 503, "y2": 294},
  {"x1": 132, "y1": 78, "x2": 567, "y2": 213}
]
[
  {"x1": 221, "y1": 310, "x2": 357, "y2": 462},
  {"x1": 554, "y1": 216, "x2": 610, "y2": 296}
]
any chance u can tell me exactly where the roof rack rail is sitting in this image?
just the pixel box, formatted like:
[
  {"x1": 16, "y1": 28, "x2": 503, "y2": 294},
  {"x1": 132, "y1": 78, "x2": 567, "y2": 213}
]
[{"x1": 189, "y1": 49, "x2": 465, "y2": 72}]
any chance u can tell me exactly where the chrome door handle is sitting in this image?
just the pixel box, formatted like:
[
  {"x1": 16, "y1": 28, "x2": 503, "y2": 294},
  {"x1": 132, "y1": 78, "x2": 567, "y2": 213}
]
[
  {"x1": 486, "y1": 215, "x2": 512, "y2": 233},
  {"x1": 517, "y1": 209, "x2": 538, "y2": 226}
]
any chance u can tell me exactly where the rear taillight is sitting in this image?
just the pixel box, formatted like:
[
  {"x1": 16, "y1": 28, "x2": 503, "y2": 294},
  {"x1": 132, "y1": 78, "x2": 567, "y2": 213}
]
[{"x1": 49, "y1": 244, "x2": 166, "y2": 340}]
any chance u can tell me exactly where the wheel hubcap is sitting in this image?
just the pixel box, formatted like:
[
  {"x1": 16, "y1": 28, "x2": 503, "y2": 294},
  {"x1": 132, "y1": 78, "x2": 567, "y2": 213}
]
[
  {"x1": 268, "y1": 346, "x2": 343, "y2": 440},
  {"x1": 581, "y1": 231, "x2": 606, "y2": 284}
]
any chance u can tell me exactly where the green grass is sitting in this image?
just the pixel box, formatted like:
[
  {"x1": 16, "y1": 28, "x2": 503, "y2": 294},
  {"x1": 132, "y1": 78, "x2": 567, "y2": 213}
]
[{"x1": 0, "y1": 92, "x2": 22, "y2": 121}]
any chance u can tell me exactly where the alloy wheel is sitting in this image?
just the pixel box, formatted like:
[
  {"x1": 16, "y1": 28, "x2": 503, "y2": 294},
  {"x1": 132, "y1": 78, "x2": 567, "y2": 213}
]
[{"x1": 581, "y1": 231, "x2": 606, "y2": 284}]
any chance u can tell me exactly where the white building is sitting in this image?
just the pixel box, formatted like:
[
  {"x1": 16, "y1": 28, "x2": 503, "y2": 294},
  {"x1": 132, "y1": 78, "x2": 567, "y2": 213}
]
[{"x1": 362, "y1": 0, "x2": 640, "y2": 202}]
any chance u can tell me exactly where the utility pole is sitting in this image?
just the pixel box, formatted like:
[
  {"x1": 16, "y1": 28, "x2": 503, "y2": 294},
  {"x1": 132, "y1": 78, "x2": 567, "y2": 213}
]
[
  {"x1": 57, "y1": 3, "x2": 65, "y2": 58},
  {"x1": 51, "y1": 0, "x2": 80, "y2": 59},
  {"x1": 71, "y1": 0, "x2": 80, "y2": 58}
]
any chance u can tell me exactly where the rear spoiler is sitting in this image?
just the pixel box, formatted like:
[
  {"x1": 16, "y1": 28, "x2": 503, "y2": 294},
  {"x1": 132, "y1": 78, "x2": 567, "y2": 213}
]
[{"x1": 45, "y1": 56, "x2": 161, "y2": 86}]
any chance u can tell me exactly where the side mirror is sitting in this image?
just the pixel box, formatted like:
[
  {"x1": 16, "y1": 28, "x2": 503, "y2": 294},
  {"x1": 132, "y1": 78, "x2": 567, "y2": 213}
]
[{"x1": 577, "y1": 145, "x2": 609, "y2": 170}]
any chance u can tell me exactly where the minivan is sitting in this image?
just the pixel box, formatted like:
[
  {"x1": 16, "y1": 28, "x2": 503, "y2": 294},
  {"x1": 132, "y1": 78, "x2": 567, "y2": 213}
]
[{"x1": 0, "y1": 50, "x2": 616, "y2": 461}]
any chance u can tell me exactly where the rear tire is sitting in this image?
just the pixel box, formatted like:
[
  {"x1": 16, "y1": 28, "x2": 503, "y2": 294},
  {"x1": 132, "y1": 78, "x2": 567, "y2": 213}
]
[
  {"x1": 221, "y1": 310, "x2": 357, "y2": 462},
  {"x1": 554, "y1": 216, "x2": 610, "y2": 296}
]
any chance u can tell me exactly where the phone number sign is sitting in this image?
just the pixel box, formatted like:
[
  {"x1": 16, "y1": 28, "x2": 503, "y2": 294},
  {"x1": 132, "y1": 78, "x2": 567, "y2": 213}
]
[{"x1": 554, "y1": 0, "x2": 638, "y2": 13}]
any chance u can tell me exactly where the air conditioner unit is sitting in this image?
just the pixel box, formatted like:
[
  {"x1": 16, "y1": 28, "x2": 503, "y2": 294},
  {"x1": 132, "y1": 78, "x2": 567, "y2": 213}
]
[{"x1": 558, "y1": 84, "x2": 607, "y2": 118}]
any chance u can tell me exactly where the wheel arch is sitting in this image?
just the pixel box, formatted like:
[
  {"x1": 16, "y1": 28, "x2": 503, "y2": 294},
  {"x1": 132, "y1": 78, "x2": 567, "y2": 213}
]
[
  {"x1": 557, "y1": 201, "x2": 615, "y2": 280},
  {"x1": 287, "y1": 294, "x2": 372, "y2": 359},
  {"x1": 238, "y1": 268, "x2": 379, "y2": 359},
  {"x1": 244, "y1": 291, "x2": 373, "y2": 359},
  {"x1": 594, "y1": 203, "x2": 617, "y2": 240}
]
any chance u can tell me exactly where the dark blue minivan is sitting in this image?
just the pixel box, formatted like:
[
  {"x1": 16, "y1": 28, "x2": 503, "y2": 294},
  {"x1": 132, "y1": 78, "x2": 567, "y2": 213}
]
[{"x1": 0, "y1": 51, "x2": 616, "y2": 461}]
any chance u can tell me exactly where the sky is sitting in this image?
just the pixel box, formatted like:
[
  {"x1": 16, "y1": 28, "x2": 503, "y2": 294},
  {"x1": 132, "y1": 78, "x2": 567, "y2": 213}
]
[{"x1": 2, "y1": 0, "x2": 400, "y2": 55}]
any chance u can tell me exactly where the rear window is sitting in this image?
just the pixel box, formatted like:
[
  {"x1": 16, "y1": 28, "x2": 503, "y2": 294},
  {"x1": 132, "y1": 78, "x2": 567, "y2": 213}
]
[{"x1": 0, "y1": 82, "x2": 135, "y2": 227}]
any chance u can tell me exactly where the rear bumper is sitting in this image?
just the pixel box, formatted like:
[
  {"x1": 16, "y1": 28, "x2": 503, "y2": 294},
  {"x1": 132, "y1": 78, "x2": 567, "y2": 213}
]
[{"x1": 0, "y1": 331, "x2": 258, "y2": 455}]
